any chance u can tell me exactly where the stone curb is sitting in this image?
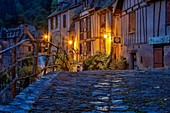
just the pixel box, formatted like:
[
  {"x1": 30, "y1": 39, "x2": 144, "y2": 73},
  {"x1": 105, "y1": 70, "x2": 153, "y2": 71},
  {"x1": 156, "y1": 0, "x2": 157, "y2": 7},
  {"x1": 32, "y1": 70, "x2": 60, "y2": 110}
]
[{"x1": 0, "y1": 72, "x2": 60, "y2": 113}]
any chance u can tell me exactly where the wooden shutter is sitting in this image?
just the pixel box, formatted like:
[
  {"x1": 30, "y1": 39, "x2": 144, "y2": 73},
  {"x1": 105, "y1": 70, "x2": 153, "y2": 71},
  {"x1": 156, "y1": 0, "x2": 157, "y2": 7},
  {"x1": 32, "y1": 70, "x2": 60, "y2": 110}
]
[
  {"x1": 129, "y1": 12, "x2": 136, "y2": 33},
  {"x1": 167, "y1": 0, "x2": 170, "y2": 24}
]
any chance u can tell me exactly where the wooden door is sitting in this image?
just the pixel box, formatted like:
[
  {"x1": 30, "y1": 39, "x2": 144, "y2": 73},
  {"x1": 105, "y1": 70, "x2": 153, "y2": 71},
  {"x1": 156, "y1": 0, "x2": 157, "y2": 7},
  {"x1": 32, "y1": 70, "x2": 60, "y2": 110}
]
[{"x1": 154, "y1": 48, "x2": 163, "y2": 68}]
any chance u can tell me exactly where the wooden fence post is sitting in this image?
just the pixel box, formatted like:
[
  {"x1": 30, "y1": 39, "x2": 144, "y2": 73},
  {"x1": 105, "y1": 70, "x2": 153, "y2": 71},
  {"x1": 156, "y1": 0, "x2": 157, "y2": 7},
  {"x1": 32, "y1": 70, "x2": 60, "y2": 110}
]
[
  {"x1": 32, "y1": 42, "x2": 38, "y2": 81},
  {"x1": 12, "y1": 37, "x2": 17, "y2": 99},
  {"x1": 44, "y1": 41, "x2": 52, "y2": 75}
]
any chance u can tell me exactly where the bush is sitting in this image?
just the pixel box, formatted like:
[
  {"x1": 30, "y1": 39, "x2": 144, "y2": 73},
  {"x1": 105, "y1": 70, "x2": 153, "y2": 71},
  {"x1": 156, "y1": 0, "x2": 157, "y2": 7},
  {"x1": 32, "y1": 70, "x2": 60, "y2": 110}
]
[
  {"x1": 17, "y1": 65, "x2": 42, "y2": 88},
  {"x1": 18, "y1": 66, "x2": 42, "y2": 77},
  {"x1": 83, "y1": 52, "x2": 129, "y2": 71},
  {"x1": 0, "y1": 74, "x2": 7, "y2": 84},
  {"x1": 83, "y1": 52, "x2": 108, "y2": 70}
]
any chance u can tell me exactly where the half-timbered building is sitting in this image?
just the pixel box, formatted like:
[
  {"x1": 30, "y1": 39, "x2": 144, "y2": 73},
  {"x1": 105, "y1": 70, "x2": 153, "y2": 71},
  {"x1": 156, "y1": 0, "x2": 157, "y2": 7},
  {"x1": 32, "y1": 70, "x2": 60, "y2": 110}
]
[{"x1": 120, "y1": 0, "x2": 170, "y2": 69}]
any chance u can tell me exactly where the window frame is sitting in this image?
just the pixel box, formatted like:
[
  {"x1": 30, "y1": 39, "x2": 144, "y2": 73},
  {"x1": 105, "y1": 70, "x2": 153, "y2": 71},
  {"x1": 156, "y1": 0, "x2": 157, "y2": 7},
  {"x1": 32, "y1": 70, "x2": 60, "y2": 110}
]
[
  {"x1": 86, "y1": 17, "x2": 91, "y2": 39},
  {"x1": 129, "y1": 11, "x2": 136, "y2": 33},
  {"x1": 63, "y1": 15, "x2": 66, "y2": 28},
  {"x1": 51, "y1": 18, "x2": 54, "y2": 30},
  {"x1": 55, "y1": 16, "x2": 58, "y2": 29},
  {"x1": 86, "y1": 41, "x2": 91, "y2": 55},
  {"x1": 80, "y1": 19, "x2": 84, "y2": 40},
  {"x1": 167, "y1": 0, "x2": 170, "y2": 25}
]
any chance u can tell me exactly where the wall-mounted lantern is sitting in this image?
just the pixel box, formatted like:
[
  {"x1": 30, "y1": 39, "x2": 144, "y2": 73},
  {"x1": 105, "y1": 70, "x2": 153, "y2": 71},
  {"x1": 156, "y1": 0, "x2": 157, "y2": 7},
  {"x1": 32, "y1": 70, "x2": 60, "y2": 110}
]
[
  {"x1": 104, "y1": 34, "x2": 108, "y2": 39},
  {"x1": 68, "y1": 40, "x2": 73, "y2": 45}
]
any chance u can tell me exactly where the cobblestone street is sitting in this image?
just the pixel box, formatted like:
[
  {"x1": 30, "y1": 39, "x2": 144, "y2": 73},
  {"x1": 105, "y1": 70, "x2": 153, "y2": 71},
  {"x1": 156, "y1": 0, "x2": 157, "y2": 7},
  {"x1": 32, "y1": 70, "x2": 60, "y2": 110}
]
[
  {"x1": 0, "y1": 69, "x2": 170, "y2": 113},
  {"x1": 30, "y1": 70, "x2": 170, "y2": 113}
]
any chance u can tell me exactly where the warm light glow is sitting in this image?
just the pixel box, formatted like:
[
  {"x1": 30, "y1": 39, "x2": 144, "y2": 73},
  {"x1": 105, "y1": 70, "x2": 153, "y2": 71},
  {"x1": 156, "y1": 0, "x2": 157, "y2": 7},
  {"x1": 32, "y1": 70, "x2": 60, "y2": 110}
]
[
  {"x1": 44, "y1": 35, "x2": 48, "y2": 39},
  {"x1": 68, "y1": 40, "x2": 73, "y2": 45},
  {"x1": 104, "y1": 34, "x2": 108, "y2": 38}
]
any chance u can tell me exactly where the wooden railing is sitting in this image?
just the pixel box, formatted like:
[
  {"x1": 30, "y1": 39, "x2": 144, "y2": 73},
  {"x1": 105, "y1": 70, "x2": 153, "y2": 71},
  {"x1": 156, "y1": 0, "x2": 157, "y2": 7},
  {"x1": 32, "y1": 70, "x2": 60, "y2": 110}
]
[{"x1": 0, "y1": 39, "x2": 69, "y2": 104}]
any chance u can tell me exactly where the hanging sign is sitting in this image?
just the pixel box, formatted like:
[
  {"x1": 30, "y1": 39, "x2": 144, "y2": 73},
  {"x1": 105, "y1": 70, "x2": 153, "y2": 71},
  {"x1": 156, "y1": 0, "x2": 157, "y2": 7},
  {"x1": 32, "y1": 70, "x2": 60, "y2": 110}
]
[{"x1": 149, "y1": 36, "x2": 170, "y2": 44}]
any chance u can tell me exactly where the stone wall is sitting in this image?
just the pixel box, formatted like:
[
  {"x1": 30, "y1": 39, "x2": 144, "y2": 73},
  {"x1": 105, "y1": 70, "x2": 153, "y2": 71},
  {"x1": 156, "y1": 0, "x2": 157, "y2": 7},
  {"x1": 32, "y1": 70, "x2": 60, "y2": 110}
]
[
  {"x1": 121, "y1": 44, "x2": 154, "y2": 69},
  {"x1": 164, "y1": 46, "x2": 170, "y2": 67}
]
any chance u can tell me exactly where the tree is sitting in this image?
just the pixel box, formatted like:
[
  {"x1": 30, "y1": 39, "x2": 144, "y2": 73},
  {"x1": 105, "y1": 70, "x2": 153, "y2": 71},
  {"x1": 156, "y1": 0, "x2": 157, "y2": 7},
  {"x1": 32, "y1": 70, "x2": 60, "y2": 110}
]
[
  {"x1": 51, "y1": 0, "x2": 58, "y2": 12},
  {"x1": 0, "y1": 19, "x2": 5, "y2": 28},
  {"x1": 0, "y1": 0, "x2": 55, "y2": 31}
]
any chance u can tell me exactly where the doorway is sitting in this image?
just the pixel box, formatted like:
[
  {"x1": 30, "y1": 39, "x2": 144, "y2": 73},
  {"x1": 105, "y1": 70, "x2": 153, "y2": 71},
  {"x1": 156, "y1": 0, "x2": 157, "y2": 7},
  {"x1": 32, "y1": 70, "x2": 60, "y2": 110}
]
[
  {"x1": 154, "y1": 47, "x2": 163, "y2": 68},
  {"x1": 131, "y1": 53, "x2": 137, "y2": 70}
]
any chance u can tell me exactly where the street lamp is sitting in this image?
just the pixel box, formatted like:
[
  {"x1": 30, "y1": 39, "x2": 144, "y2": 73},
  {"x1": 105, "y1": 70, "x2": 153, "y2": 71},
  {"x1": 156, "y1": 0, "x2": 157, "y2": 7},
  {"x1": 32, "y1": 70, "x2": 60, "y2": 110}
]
[
  {"x1": 104, "y1": 34, "x2": 108, "y2": 39},
  {"x1": 44, "y1": 35, "x2": 48, "y2": 40},
  {"x1": 68, "y1": 40, "x2": 73, "y2": 45},
  {"x1": 43, "y1": 34, "x2": 48, "y2": 52}
]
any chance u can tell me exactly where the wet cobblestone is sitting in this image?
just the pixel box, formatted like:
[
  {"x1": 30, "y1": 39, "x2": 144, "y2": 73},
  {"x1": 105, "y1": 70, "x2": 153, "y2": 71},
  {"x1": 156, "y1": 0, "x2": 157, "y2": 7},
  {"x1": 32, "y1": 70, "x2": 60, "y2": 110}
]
[{"x1": 0, "y1": 69, "x2": 170, "y2": 113}]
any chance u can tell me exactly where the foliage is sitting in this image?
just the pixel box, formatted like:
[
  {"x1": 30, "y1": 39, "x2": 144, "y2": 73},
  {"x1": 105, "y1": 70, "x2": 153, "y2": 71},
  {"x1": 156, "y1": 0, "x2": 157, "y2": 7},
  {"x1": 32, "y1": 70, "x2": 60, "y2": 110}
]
[
  {"x1": 52, "y1": 49, "x2": 79, "y2": 72},
  {"x1": 0, "y1": 0, "x2": 57, "y2": 31},
  {"x1": 18, "y1": 65, "x2": 41, "y2": 77},
  {"x1": 83, "y1": 52, "x2": 129, "y2": 71},
  {"x1": 0, "y1": 74, "x2": 7, "y2": 83},
  {"x1": 54, "y1": 51, "x2": 72, "y2": 71},
  {"x1": 22, "y1": 52, "x2": 34, "y2": 66},
  {"x1": 51, "y1": 0, "x2": 58, "y2": 12},
  {"x1": 0, "y1": 19, "x2": 5, "y2": 27}
]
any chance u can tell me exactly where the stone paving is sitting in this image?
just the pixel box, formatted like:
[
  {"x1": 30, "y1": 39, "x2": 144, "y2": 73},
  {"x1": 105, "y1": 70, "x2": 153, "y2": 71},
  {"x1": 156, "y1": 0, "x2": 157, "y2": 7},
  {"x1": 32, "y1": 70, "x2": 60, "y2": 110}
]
[{"x1": 0, "y1": 68, "x2": 170, "y2": 113}]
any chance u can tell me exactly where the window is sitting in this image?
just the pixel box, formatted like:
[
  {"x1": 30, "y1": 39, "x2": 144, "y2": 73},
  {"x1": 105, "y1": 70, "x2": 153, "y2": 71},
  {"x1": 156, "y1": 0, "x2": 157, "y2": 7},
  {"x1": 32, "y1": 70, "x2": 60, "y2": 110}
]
[
  {"x1": 51, "y1": 18, "x2": 54, "y2": 30},
  {"x1": 87, "y1": 17, "x2": 91, "y2": 39},
  {"x1": 63, "y1": 15, "x2": 66, "y2": 28},
  {"x1": 87, "y1": 41, "x2": 91, "y2": 54},
  {"x1": 80, "y1": 44, "x2": 83, "y2": 55},
  {"x1": 62, "y1": 37, "x2": 65, "y2": 49},
  {"x1": 80, "y1": 19, "x2": 84, "y2": 32},
  {"x1": 129, "y1": 12, "x2": 136, "y2": 33},
  {"x1": 100, "y1": 13, "x2": 106, "y2": 35},
  {"x1": 100, "y1": 13, "x2": 106, "y2": 27},
  {"x1": 28, "y1": 46, "x2": 32, "y2": 52},
  {"x1": 80, "y1": 19, "x2": 84, "y2": 40},
  {"x1": 167, "y1": 0, "x2": 170, "y2": 25},
  {"x1": 56, "y1": 16, "x2": 58, "y2": 29}
]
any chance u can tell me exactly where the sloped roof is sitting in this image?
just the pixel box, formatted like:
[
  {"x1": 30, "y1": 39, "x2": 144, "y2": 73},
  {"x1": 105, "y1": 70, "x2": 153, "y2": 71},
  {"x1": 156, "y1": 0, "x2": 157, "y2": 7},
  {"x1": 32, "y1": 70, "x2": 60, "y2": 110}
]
[
  {"x1": 48, "y1": 1, "x2": 74, "y2": 18},
  {"x1": 92, "y1": 0, "x2": 116, "y2": 10},
  {"x1": 48, "y1": 0, "x2": 117, "y2": 19},
  {"x1": 0, "y1": 28, "x2": 22, "y2": 39}
]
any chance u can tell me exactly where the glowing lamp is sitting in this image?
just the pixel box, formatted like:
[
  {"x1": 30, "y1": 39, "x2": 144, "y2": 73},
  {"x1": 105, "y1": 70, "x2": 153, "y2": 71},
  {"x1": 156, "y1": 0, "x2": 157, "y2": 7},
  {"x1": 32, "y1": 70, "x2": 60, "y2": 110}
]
[
  {"x1": 44, "y1": 35, "x2": 48, "y2": 39},
  {"x1": 104, "y1": 34, "x2": 108, "y2": 39},
  {"x1": 68, "y1": 40, "x2": 73, "y2": 45}
]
